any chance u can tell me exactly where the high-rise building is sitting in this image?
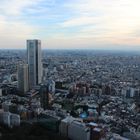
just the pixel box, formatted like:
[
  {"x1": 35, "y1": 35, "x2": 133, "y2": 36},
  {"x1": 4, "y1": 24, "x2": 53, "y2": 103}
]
[
  {"x1": 18, "y1": 64, "x2": 29, "y2": 93},
  {"x1": 27, "y1": 39, "x2": 42, "y2": 89},
  {"x1": 40, "y1": 84, "x2": 49, "y2": 110}
]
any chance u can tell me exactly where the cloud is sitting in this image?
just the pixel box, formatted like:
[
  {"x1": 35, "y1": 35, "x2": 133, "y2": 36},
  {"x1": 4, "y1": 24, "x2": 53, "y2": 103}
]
[
  {"x1": 61, "y1": 16, "x2": 101, "y2": 27},
  {"x1": 0, "y1": 0, "x2": 45, "y2": 48},
  {"x1": 59, "y1": 0, "x2": 140, "y2": 47},
  {"x1": 0, "y1": 0, "x2": 31, "y2": 16},
  {"x1": 0, "y1": 0, "x2": 46, "y2": 16},
  {"x1": 0, "y1": 15, "x2": 37, "y2": 49},
  {"x1": 0, "y1": 0, "x2": 140, "y2": 49}
]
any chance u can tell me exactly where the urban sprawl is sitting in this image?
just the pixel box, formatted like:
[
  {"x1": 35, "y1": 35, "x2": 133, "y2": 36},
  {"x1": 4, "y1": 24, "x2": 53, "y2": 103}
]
[{"x1": 0, "y1": 40, "x2": 140, "y2": 140}]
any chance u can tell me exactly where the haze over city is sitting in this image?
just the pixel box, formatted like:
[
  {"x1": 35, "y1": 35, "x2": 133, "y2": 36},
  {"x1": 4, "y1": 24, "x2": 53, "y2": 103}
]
[
  {"x1": 1, "y1": 1, "x2": 140, "y2": 140},
  {"x1": 1, "y1": 0, "x2": 140, "y2": 50}
]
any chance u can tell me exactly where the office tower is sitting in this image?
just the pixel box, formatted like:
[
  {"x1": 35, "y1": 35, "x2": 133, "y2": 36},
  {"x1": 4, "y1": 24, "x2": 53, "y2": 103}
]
[
  {"x1": 18, "y1": 64, "x2": 29, "y2": 93},
  {"x1": 40, "y1": 84, "x2": 49, "y2": 110},
  {"x1": 27, "y1": 39, "x2": 42, "y2": 89}
]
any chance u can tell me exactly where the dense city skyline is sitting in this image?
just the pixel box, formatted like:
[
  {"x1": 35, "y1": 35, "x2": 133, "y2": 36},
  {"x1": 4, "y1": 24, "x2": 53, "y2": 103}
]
[
  {"x1": 1, "y1": 0, "x2": 140, "y2": 50},
  {"x1": 1, "y1": 48, "x2": 140, "y2": 139}
]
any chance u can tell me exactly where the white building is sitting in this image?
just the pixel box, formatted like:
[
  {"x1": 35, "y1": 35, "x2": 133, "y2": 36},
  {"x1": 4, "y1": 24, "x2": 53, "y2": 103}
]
[
  {"x1": 0, "y1": 88, "x2": 2, "y2": 96},
  {"x1": 10, "y1": 113, "x2": 20, "y2": 127},
  {"x1": 111, "y1": 133, "x2": 129, "y2": 140},
  {"x1": 2, "y1": 112, "x2": 11, "y2": 127},
  {"x1": 2, "y1": 101, "x2": 11, "y2": 112},
  {"x1": 0, "y1": 111, "x2": 20, "y2": 127},
  {"x1": 60, "y1": 116, "x2": 75, "y2": 137},
  {"x1": 60, "y1": 116, "x2": 83, "y2": 137},
  {"x1": 68, "y1": 121, "x2": 90, "y2": 140}
]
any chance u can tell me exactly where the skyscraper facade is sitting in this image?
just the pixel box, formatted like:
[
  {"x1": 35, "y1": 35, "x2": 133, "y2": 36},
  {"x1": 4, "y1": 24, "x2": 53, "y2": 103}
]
[
  {"x1": 18, "y1": 64, "x2": 29, "y2": 93},
  {"x1": 27, "y1": 39, "x2": 42, "y2": 89},
  {"x1": 40, "y1": 84, "x2": 49, "y2": 110}
]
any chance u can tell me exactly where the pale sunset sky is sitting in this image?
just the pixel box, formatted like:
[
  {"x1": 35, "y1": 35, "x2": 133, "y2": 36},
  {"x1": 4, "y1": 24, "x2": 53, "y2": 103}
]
[{"x1": 0, "y1": 0, "x2": 140, "y2": 50}]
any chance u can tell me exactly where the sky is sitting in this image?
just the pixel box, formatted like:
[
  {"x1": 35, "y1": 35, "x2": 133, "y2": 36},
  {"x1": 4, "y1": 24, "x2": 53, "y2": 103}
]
[{"x1": 0, "y1": 0, "x2": 140, "y2": 50}]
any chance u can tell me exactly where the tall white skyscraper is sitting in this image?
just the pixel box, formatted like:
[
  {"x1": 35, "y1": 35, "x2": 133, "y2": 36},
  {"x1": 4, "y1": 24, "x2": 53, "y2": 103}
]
[
  {"x1": 18, "y1": 64, "x2": 29, "y2": 93},
  {"x1": 27, "y1": 39, "x2": 42, "y2": 89}
]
